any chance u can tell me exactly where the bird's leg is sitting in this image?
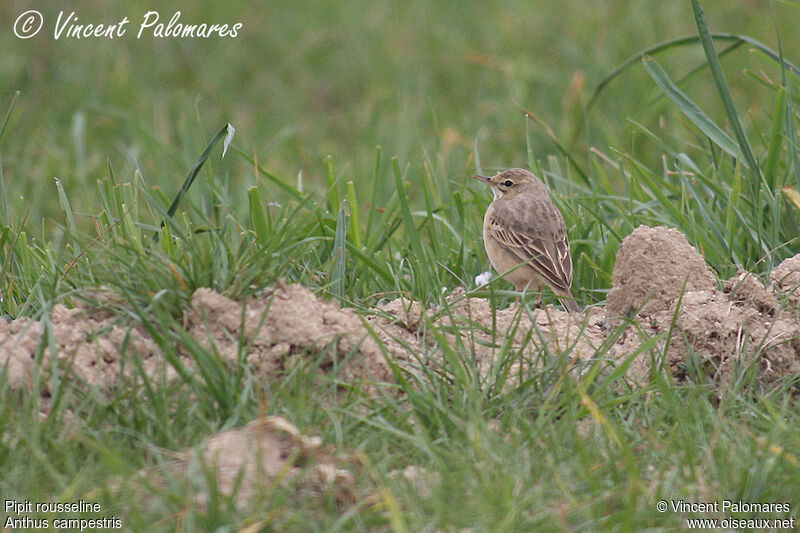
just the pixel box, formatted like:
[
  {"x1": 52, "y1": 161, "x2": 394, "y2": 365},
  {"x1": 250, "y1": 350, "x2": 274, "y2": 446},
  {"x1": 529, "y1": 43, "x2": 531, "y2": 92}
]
[
  {"x1": 515, "y1": 282, "x2": 539, "y2": 310},
  {"x1": 513, "y1": 282, "x2": 525, "y2": 309}
]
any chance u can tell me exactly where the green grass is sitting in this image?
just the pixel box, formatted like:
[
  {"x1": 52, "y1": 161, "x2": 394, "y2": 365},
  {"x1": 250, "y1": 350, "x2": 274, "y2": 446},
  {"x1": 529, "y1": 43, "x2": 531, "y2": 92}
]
[{"x1": 2, "y1": 0, "x2": 800, "y2": 531}]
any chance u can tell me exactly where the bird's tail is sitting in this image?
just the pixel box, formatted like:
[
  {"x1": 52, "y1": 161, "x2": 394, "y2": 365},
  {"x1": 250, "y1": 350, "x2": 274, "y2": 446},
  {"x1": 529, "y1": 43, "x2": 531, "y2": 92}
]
[{"x1": 558, "y1": 293, "x2": 581, "y2": 314}]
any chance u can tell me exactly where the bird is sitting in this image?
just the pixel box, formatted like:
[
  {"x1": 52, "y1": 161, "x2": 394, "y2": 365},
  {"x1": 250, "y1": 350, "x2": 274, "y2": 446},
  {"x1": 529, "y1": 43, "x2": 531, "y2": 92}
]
[{"x1": 473, "y1": 168, "x2": 580, "y2": 313}]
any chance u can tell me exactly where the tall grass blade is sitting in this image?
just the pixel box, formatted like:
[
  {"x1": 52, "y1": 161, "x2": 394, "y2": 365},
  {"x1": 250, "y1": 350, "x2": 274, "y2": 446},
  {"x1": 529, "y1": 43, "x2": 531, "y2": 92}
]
[
  {"x1": 347, "y1": 243, "x2": 394, "y2": 285},
  {"x1": 55, "y1": 178, "x2": 80, "y2": 255},
  {"x1": 764, "y1": 88, "x2": 787, "y2": 189},
  {"x1": 152, "y1": 123, "x2": 234, "y2": 242},
  {"x1": 588, "y1": 33, "x2": 800, "y2": 112},
  {"x1": 325, "y1": 156, "x2": 339, "y2": 214},
  {"x1": 346, "y1": 180, "x2": 363, "y2": 250},
  {"x1": 473, "y1": 135, "x2": 483, "y2": 177},
  {"x1": 222, "y1": 122, "x2": 235, "y2": 157},
  {"x1": 331, "y1": 205, "x2": 347, "y2": 299},
  {"x1": 392, "y1": 157, "x2": 425, "y2": 268},
  {"x1": 642, "y1": 56, "x2": 739, "y2": 159},
  {"x1": 0, "y1": 158, "x2": 7, "y2": 225},
  {"x1": 786, "y1": 96, "x2": 800, "y2": 191},
  {"x1": 0, "y1": 91, "x2": 19, "y2": 149},
  {"x1": 780, "y1": 186, "x2": 800, "y2": 212},
  {"x1": 365, "y1": 145, "x2": 382, "y2": 235},
  {"x1": 513, "y1": 99, "x2": 590, "y2": 186},
  {"x1": 247, "y1": 186, "x2": 269, "y2": 243},
  {"x1": 725, "y1": 160, "x2": 742, "y2": 244},
  {"x1": 237, "y1": 149, "x2": 305, "y2": 203},
  {"x1": 690, "y1": 0, "x2": 760, "y2": 176}
]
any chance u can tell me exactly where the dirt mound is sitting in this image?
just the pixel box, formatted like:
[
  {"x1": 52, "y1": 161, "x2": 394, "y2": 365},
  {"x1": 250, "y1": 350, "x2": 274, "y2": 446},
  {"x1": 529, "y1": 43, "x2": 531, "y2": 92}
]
[
  {"x1": 0, "y1": 302, "x2": 163, "y2": 391},
  {"x1": 188, "y1": 282, "x2": 393, "y2": 388},
  {"x1": 131, "y1": 416, "x2": 358, "y2": 509},
  {"x1": 135, "y1": 416, "x2": 442, "y2": 511},
  {"x1": 771, "y1": 254, "x2": 800, "y2": 306},
  {"x1": 660, "y1": 282, "x2": 800, "y2": 384},
  {"x1": 4, "y1": 226, "x2": 800, "y2": 515},
  {"x1": 606, "y1": 225, "x2": 717, "y2": 317},
  {"x1": 1, "y1": 225, "x2": 799, "y2": 395},
  {"x1": 0, "y1": 282, "x2": 395, "y2": 393},
  {"x1": 609, "y1": 226, "x2": 800, "y2": 385},
  {"x1": 368, "y1": 289, "x2": 608, "y2": 388}
]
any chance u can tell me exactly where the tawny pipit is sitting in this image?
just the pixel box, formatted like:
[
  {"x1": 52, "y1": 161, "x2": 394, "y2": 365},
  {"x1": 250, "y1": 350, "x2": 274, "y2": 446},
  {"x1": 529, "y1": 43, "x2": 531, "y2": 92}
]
[{"x1": 474, "y1": 168, "x2": 580, "y2": 313}]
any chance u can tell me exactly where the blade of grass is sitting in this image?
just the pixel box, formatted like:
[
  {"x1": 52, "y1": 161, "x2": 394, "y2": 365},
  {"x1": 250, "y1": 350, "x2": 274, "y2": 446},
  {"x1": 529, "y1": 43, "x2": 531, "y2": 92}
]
[
  {"x1": 325, "y1": 156, "x2": 339, "y2": 214},
  {"x1": 725, "y1": 160, "x2": 742, "y2": 247},
  {"x1": 780, "y1": 186, "x2": 800, "y2": 212},
  {"x1": 588, "y1": 33, "x2": 800, "y2": 112},
  {"x1": 347, "y1": 241, "x2": 395, "y2": 285},
  {"x1": 0, "y1": 91, "x2": 20, "y2": 149},
  {"x1": 365, "y1": 145, "x2": 382, "y2": 237},
  {"x1": 392, "y1": 157, "x2": 427, "y2": 285},
  {"x1": 691, "y1": 0, "x2": 760, "y2": 176},
  {"x1": 473, "y1": 134, "x2": 484, "y2": 177},
  {"x1": 236, "y1": 148, "x2": 306, "y2": 203},
  {"x1": 346, "y1": 180, "x2": 363, "y2": 250},
  {"x1": 769, "y1": 0, "x2": 800, "y2": 191},
  {"x1": 764, "y1": 87, "x2": 787, "y2": 190},
  {"x1": 677, "y1": 167, "x2": 731, "y2": 258},
  {"x1": 0, "y1": 157, "x2": 7, "y2": 225},
  {"x1": 419, "y1": 164, "x2": 441, "y2": 259},
  {"x1": 513, "y1": 99, "x2": 590, "y2": 187},
  {"x1": 331, "y1": 205, "x2": 347, "y2": 299},
  {"x1": 642, "y1": 56, "x2": 740, "y2": 159},
  {"x1": 55, "y1": 177, "x2": 80, "y2": 256},
  {"x1": 786, "y1": 91, "x2": 800, "y2": 191},
  {"x1": 152, "y1": 123, "x2": 234, "y2": 242},
  {"x1": 247, "y1": 186, "x2": 270, "y2": 243}
]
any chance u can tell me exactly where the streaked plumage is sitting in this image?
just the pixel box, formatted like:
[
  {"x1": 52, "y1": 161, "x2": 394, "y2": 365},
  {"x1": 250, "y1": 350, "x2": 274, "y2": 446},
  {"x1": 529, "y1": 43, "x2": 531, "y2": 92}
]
[{"x1": 474, "y1": 168, "x2": 579, "y2": 313}]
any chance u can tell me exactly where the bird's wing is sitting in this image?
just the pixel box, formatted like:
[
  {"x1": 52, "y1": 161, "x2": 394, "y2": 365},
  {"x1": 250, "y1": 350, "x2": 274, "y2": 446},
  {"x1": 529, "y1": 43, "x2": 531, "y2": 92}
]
[{"x1": 486, "y1": 215, "x2": 573, "y2": 294}]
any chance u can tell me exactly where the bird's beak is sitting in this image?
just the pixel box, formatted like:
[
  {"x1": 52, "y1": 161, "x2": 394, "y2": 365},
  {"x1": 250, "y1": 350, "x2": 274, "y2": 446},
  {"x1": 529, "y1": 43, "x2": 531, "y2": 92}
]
[{"x1": 472, "y1": 174, "x2": 491, "y2": 184}]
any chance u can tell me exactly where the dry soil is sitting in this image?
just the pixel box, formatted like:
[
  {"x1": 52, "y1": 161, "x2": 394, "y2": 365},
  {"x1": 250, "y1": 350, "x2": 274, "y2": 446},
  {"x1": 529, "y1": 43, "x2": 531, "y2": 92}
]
[{"x1": 3, "y1": 224, "x2": 800, "y2": 505}]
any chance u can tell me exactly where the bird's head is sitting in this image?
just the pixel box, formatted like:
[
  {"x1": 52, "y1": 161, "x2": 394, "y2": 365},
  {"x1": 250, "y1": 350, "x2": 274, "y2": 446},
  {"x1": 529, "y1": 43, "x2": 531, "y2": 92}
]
[{"x1": 472, "y1": 168, "x2": 544, "y2": 199}]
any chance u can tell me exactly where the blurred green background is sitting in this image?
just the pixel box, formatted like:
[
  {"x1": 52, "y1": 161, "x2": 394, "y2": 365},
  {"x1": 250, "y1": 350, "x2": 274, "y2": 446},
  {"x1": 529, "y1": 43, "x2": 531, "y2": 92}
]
[
  {"x1": 4, "y1": 4, "x2": 800, "y2": 529},
  {"x1": 1, "y1": 0, "x2": 798, "y2": 229}
]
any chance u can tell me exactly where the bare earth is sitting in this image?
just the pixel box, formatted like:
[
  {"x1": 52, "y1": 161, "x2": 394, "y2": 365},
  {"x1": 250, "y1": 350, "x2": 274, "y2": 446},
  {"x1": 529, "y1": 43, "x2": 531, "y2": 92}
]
[{"x1": 2, "y1": 225, "x2": 800, "y2": 505}]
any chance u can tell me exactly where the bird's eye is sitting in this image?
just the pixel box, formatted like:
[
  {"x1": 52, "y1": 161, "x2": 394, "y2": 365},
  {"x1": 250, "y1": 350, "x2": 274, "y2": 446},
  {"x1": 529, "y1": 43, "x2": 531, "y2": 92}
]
[{"x1": 502, "y1": 180, "x2": 513, "y2": 187}]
